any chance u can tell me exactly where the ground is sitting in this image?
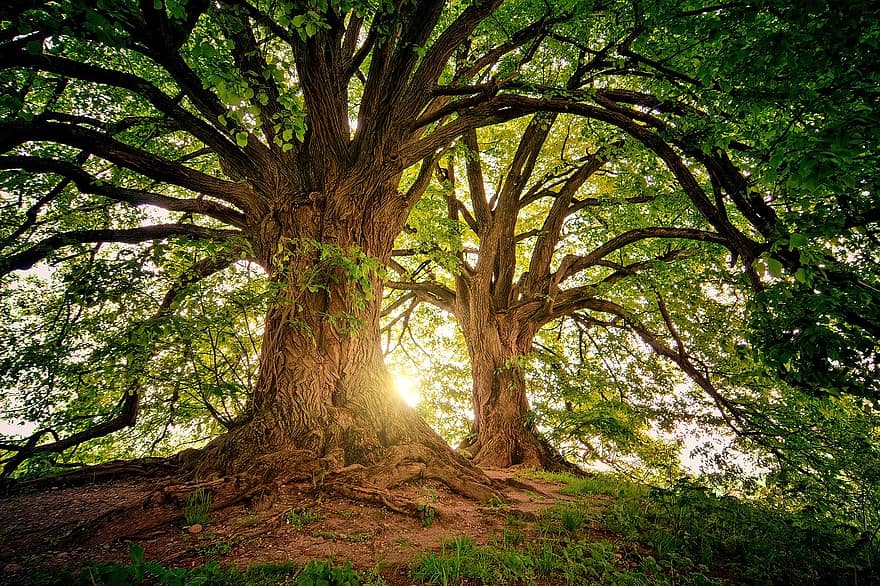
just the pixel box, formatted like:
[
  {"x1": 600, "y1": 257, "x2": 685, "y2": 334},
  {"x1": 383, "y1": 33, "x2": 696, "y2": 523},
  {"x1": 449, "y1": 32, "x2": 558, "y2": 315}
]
[{"x1": 0, "y1": 467, "x2": 605, "y2": 585}]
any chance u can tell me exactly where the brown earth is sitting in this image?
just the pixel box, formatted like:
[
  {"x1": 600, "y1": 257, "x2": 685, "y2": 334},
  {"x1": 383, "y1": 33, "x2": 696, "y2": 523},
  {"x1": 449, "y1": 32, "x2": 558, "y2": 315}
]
[{"x1": 0, "y1": 467, "x2": 605, "y2": 585}]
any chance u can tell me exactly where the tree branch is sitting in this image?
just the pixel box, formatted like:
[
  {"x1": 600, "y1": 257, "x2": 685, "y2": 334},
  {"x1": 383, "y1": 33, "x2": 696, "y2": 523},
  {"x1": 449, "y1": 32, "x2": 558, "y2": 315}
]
[
  {"x1": 554, "y1": 227, "x2": 727, "y2": 284},
  {"x1": 385, "y1": 279, "x2": 456, "y2": 314},
  {"x1": 0, "y1": 249, "x2": 239, "y2": 476},
  {"x1": 0, "y1": 49, "x2": 245, "y2": 168},
  {"x1": 0, "y1": 155, "x2": 247, "y2": 227},
  {"x1": 0, "y1": 120, "x2": 253, "y2": 209},
  {"x1": 1, "y1": 224, "x2": 240, "y2": 276}
]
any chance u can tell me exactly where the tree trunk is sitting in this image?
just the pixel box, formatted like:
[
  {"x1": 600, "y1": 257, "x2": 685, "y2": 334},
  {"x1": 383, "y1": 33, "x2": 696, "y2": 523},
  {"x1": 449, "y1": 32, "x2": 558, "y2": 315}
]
[
  {"x1": 458, "y1": 314, "x2": 575, "y2": 472},
  {"x1": 188, "y1": 185, "x2": 495, "y2": 503}
]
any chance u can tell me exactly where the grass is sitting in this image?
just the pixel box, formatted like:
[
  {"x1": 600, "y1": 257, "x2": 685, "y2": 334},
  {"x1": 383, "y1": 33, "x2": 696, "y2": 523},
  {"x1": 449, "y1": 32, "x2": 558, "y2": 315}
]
[
  {"x1": 409, "y1": 470, "x2": 880, "y2": 585},
  {"x1": 285, "y1": 506, "x2": 324, "y2": 528},
  {"x1": 182, "y1": 488, "x2": 212, "y2": 526},
  {"x1": 22, "y1": 470, "x2": 880, "y2": 585},
  {"x1": 410, "y1": 534, "x2": 535, "y2": 586},
  {"x1": 28, "y1": 544, "x2": 303, "y2": 585},
  {"x1": 194, "y1": 534, "x2": 245, "y2": 557}
]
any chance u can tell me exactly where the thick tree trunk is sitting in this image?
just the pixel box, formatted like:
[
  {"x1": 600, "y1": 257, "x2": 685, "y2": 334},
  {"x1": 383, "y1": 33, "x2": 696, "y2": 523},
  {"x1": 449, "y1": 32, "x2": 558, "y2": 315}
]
[
  {"x1": 458, "y1": 316, "x2": 576, "y2": 472},
  {"x1": 188, "y1": 186, "x2": 495, "y2": 503}
]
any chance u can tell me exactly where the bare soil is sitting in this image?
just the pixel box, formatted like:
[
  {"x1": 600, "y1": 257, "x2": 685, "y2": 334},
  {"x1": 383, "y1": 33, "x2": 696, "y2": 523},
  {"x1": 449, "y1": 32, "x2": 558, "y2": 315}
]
[{"x1": 0, "y1": 467, "x2": 592, "y2": 585}]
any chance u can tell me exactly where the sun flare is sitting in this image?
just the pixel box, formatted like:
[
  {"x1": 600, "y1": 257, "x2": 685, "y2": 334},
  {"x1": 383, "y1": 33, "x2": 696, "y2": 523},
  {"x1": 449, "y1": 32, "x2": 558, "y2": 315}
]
[{"x1": 393, "y1": 373, "x2": 421, "y2": 407}]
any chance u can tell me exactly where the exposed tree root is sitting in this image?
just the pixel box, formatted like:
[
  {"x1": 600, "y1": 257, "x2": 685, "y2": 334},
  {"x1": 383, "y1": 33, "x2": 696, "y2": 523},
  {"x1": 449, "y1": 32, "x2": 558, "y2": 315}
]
[
  {"x1": 2, "y1": 416, "x2": 506, "y2": 552},
  {"x1": 1, "y1": 457, "x2": 179, "y2": 496},
  {"x1": 461, "y1": 430, "x2": 586, "y2": 477}
]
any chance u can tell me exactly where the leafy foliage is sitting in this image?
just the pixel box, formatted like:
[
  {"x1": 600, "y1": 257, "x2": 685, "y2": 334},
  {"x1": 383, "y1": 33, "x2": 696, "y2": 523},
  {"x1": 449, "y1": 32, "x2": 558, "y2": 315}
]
[{"x1": 0, "y1": 2, "x2": 878, "y2": 568}]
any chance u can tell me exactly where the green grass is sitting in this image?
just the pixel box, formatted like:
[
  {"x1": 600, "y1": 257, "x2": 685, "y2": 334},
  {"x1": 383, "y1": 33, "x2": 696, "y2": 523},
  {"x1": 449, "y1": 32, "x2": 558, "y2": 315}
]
[
  {"x1": 27, "y1": 544, "x2": 303, "y2": 585},
  {"x1": 410, "y1": 471, "x2": 880, "y2": 585},
  {"x1": 285, "y1": 506, "x2": 324, "y2": 528},
  {"x1": 23, "y1": 471, "x2": 880, "y2": 586},
  {"x1": 182, "y1": 488, "x2": 212, "y2": 526},
  {"x1": 410, "y1": 535, "x2": 535, "y2": 586}
]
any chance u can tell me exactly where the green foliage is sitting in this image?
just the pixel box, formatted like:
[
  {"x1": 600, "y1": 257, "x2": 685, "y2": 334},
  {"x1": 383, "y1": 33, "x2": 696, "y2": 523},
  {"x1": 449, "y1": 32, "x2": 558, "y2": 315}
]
[
  {"x1": 61, "y1": 544, "x2": 300, "y2": 585},
  {"x1": 285, "y1": 507, "x2": 323, "y2": 528},
  {"x1": 183, "y1": 488, "x2": 212, "y2": 526},
  {"x1": 416, "y1": 503, "x2": 436, "y2": 528},
  {"x1": 749, "y1": 274, "x2": 880, "y2": 401},
  {"x1": 2, "y1": 8, "x2": 879, "y2": 584},
  {"x1": 554, "y1": 471, "x2": 880, "y2": 585},
  {"x1": 296, "y1": 560, "x2": 359, "y2": 586},
  {"x1": 195, "y1": 535, "x2": 244, "y2": 558},
  {"x1": 410, "y1": 535, "x2": 534, "y2": 586},
  {"x1": 1, "y1": 245, "x2": 267, "y2": 471}
]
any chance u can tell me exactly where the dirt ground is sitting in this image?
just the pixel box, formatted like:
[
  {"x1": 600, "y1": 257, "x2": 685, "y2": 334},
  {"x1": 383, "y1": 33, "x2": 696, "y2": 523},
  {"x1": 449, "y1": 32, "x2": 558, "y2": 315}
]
[{"x1": 0, "y1": 467, "x2": 587, "y2": 585}]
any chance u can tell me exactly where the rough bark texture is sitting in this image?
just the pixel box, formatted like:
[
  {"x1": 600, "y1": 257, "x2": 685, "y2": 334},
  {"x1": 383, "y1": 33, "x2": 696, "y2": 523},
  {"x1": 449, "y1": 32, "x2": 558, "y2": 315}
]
[
  {"x1": 456, "y1": 300, "x2": 575, "y2": 472},
  {"x1": 189, "y1": 180, "x2": 496, "y2": 506}
]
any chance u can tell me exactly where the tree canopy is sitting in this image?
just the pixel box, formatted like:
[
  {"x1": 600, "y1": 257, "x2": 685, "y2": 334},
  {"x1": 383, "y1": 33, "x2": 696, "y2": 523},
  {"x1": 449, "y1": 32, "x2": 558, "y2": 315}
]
[{"x1": 0, "y1": 0, "x2": 878, "y2": 529}]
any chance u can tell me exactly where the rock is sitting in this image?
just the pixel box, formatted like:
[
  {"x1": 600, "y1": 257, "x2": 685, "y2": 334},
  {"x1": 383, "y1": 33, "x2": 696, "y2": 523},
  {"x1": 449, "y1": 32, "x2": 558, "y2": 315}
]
[
  {"x1": 187, "y1": 524, "x2": 203, "y2": 534},
  {"x1": 3, "y1": 563, "x2": 23, "y2": 574}
]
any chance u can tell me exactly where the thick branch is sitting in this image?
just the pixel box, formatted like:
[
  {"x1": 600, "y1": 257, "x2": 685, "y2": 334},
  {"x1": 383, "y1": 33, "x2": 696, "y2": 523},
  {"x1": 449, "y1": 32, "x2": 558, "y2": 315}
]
[
  {"x1": 0, "y1": 156, "x2": 247, "y2": 227},
  {"x1": 554, "y1": 227, "x2": 727, "y2": 283},
  {"x1": 0, "y1": 49, "x2": 244, "y2": 168},
  {"x1": 385, "y1": 279, "x2": 456, "y2": 314},
  {"x1": 520, "y1": 153, "x2": 607, "y2": 297},
  {"x1": 0, "y1": 393, "x2": 140, "y2": 476},
  {"x1": 1, "y1": 224, "x2": 240, "y2": 276},
  {"x1": 0, "y1": 120, "x2": 252, "y2": 209}
]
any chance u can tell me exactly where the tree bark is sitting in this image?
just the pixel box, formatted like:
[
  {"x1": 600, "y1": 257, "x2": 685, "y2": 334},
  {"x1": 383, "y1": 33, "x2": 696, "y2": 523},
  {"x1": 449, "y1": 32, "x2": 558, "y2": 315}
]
[
  {"x1": 457, "y1": 311, "x2": 575, "y2": 472},
  {"x1": 188, "y1": 184, "x2": 494, "y2": 502}
]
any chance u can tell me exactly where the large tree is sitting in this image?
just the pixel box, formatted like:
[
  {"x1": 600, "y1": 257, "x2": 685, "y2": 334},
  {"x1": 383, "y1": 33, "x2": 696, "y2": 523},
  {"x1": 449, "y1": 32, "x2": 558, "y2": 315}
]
[
  {"x1": 1, "y1": 0, "x2": 533, "y2": 501},
  {"x1": 384, "y1": 0, "x2": 880, "y2": 469},
  {"x1": 388, "y1": 119, "x2": 733, "y2": 469},
  {"x1": 1, "y1": 0, "x2": 878, "y2": 504}
]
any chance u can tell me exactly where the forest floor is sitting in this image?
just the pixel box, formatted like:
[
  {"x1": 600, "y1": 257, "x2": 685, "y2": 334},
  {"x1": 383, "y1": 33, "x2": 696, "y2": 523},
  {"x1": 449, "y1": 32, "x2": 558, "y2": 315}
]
[{"x1": 0, "y1": 467, "x2": 601, "y2": 585}]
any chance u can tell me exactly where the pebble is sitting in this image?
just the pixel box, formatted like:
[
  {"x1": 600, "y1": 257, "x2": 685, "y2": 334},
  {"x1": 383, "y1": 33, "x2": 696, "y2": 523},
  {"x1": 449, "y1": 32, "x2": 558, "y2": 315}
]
[
  {"x1": 188, "y1": 524, "x2": 203, "y2": 534},
  {"x1": 3, "y1": 563, "x2": 23, "y2": 574}
]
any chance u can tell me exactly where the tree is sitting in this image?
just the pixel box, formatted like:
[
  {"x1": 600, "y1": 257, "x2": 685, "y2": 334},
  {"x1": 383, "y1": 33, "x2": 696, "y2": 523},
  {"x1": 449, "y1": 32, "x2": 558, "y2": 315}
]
[
  {"x1": 388, "y1": 119, "x2": 732, "y2": 469},
  {"x1": 1, "y1": 0, "x2": 878, "y2": 506},
  {"x1": 1, "y1": 0, "x2": 526, "y2": 502},
  {"x1": 385, "y1": 0, "x2": 880, "y2": 469}
]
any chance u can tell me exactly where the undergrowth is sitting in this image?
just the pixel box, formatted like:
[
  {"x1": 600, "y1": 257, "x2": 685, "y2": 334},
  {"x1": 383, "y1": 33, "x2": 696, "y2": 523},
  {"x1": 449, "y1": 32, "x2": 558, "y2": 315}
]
[
  {"x1": 24, "y1": 545, "x2": 368, "y2": 586},
  {"x1": 21, "y1": 471, "x2": 880, "y2": 586}
]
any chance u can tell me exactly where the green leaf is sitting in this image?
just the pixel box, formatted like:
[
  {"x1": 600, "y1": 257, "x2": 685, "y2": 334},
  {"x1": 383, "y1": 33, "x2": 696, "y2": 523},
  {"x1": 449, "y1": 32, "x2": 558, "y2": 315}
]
[
  {"x1": 235, "y1": 132, "x2": 249, "y2": 147},
  {"x1": 789, "y1": 233, "x2": 809, "y2": 249},
  {"x1": 129, "y1": 543, "x2": 145, "y2": 565},
  {"x1": 767, "y1": 257, "x2": 784, "y2": 279}
]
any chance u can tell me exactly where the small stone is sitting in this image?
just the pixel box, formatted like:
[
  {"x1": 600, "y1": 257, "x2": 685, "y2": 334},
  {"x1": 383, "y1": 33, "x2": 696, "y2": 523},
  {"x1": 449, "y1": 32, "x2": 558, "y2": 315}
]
[
  {"x1": 3, "y1": 563, "x2": 23, "y2": 574},
  {"x1": 188, "y1": 524, "x2": 203, "y2": 534}
]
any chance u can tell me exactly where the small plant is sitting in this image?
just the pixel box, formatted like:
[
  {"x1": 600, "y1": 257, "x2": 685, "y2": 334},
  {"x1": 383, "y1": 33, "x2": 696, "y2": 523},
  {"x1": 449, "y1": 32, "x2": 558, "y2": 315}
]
[
  {"x1": 286, "y1": 507, "x2": 323, "y2": 527},
  {"x1": 498, "y1": 527, "x2": 524, "y2": 547},
  {"x1": 560, "y1": 506, "x2": 588, "y2": 533},
  {"x1": 416, "y1": 503, "x2": 436, "y2": 527},
  {"x1": 195, "y1": 536, "x2": 241, "y2": 557},
  {"x1": 485, "y1": 494, "x2": 507, "y2": 509},
  {"x1": 361, "y1": 564, "x2": 387, "y2": 586},
  {"x1": 418, "y1": 486, "x2": 439, "y2": 503},
  {"x1": 296, "y1": 559, "x2": 360, "y2": 586},
  {"x1": 238, "y1": 513, "x2": 262, "y2": 527},
  {"x1": 183, "y1": 488, "x2": 212, "y2": 526}
]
